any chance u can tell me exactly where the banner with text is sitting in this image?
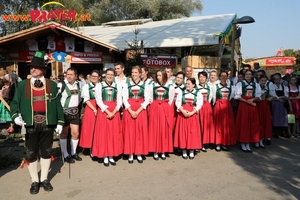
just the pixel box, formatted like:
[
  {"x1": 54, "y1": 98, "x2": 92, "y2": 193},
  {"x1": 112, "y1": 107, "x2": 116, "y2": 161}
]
[
  {"x1": 141, "y1": 54, "x2": 177, "y2": 68},
  {"x1": 71, "y1": 52, "x2": 102, "y2": 63}
]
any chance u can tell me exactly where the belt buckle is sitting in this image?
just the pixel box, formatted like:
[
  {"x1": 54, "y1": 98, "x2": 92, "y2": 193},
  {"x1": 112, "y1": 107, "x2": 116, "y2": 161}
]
[{"x1": 34, "y1": 114, "x2": 46, "y2": 124}]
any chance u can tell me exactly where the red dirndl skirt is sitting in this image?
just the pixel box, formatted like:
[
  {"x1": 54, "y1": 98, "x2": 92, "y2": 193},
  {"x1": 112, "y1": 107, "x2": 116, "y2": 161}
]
[
  {"x1": 79, "y1": 99, "x2": 97, "y2": 148},
  {"x1": 174, "y1": 103, "x2": 202, "y2": 149},
  {"x1": 148, "y1": 100, "x2": 173, "y2": 153},
  {"x1": 91, "y1": 101, "x2": 123, "y2": 158},
  {"x1": 214, "y1": 99, "x2": 236, "y2": 145},
  {"x1": 199, "y1": 100, "x2": 215, "y2": 144},
  {"x1": 257, "y1": 100, "x2": 272, "y2": 138},
  {"x1": 236, "y1": 96, "x2": 260, "y2": 143},
  {"x1": 122, "y1": 98, "x2": 148, "y2": 155}
]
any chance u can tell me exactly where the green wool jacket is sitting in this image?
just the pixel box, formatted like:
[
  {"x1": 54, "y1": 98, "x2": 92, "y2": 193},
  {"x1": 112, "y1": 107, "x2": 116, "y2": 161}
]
[{"x1": 10, "y1": 79, "x2": 64, "y2": 126}]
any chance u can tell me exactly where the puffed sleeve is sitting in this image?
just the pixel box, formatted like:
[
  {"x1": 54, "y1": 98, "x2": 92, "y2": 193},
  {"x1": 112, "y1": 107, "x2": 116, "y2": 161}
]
[
  {"x1": 81, "y1": 84, "x2": 90, "y2": 103},
  {"x1": 122, "y1": 83, "x2": 130, "y2": 109},
  {"x1": 95, "y1": 83, "x2": 108, "y2": 112},
  {"x1": 115, "y1": 84, "x2": 122, "y2": 111},
  {"x1": 231, "y1": 85, "x2": 236, "y2": 100},
  {"x1": 234, "y1": 82, "x2": 242, "y2": 99},
  {"x1": 175, "y1": 88, "x2": 183, "y2": 112},
  {"x1": 284, "y1": 85, "x2": 289, "y2": 97},
  {"x1": 141, "y1": 83, "x2": 151, "y2": 109},
  {"x1": 148, "y1": 83, "x2": 154, "y2": 104},
  {"x1": 255, "y1": 83, "x2": 262, "y2": 99},
  {"x1": 168, "y1": 85, "x2": 175, "y2": 105},
  {"x1": 194, "y1": 90, "x2": 203, "y2": 112},
  {"x1": 268, "y1": 82, "x2": 278, "y2": 98}
]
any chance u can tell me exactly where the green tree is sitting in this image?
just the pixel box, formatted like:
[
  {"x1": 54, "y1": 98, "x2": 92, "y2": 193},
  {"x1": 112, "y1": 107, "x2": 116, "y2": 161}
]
[
  {"x1": 124, "y1": 27, "x2": 144, "y2": 76},
  {"x1": 87, "y1": 0, "x2": 203, "y2": 25},
  {"x1": 0, "y1": 0, "x2": 47, "y2": 36}
]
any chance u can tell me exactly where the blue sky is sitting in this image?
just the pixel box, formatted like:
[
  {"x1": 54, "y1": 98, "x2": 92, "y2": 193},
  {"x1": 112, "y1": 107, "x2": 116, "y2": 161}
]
[{"x1": 194, "y1": 0, "x2": 300, "y2": 59}]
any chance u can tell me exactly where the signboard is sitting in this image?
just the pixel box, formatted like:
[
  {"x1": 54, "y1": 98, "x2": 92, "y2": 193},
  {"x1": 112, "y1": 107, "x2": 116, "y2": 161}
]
[
  {"x1": 141, "y1": 54, "x2": 176, "y2": 68},
  {"x1": 71, "y1": 52, "x2": 102, "y2": 63},
  {"x1": 266, "y1": 57, "x2": 294, "y2": 65},
  {"x1": 18, "y1": 51, "x2": 35, "y2": 61}
]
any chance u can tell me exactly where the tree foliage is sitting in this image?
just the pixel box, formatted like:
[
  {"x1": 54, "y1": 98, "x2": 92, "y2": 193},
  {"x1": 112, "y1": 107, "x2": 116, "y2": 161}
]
[
  {"x1": 0, "y1": 0, "x2": 203, "y2": 35},
  {"x1": 87, "y1": 0, "x2": 203, "y2": 25}
]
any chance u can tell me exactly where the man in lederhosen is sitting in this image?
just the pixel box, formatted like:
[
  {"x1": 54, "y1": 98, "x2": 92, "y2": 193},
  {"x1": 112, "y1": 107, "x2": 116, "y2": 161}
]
[
  {"x1": 58, "y1": 67, "x2": 82, "y2": 163},
  {"x1": 10, "y1": 51, "x2": 64, "y2": 194}
]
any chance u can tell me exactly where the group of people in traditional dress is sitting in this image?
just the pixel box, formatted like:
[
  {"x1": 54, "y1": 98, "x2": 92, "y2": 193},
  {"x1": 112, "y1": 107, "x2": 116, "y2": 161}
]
[
  {"x1": 76, "y1": 62, "x2": 299, "y2": 167},
  {"x1": 9, "y1": 51, "x2": 300, "y2": 194}
]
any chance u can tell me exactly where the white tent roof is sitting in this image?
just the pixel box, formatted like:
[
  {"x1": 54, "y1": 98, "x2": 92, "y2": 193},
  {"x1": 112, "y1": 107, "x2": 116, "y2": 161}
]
[{"x1": 79, "y1": 13, "x2": 236, "y2": 50}]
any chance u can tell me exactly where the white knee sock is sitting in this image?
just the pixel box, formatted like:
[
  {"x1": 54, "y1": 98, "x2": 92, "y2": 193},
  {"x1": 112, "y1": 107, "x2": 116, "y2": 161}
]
[
  {"x1": 109, "y1": 156, "x2": 115, "y2": 162},
  {"x1": 70, "y1": 139, "x2": 79, "y2": 156},
  {"x1": 241, "y1": 143, "x2": 247, "y2": 150},
  {"x1": 27, "y1": 160, "x2": 39, "y2": 183},
  {"x1": 182, "y1": 149, "x2": 187, "y2": 156},
  {"x1": 153, "y1": 153, "x2": 158, "y2": 158},
  {"x1": 137, "y1": 155, "x2": 142, "y2": 160},
  {"x1": 40, "y1": 158, "x2": 51, "y2": 181},
  {"x1": 245, "y1": 143, "x2": 251, "y2": 150},
  {"x1": 59, "y1": 139, "x2": 69, "y2": 158},
  {"x1": 189, "y1": 150, "x2": 194, "y2": 157},
  {"x1": 103, "y1": 157, "x2": 108, "y2": 163},
  {"x1": 260, "y1": 139, "x2": 265, "y2": 147},
  {"x1": 128, "y1": 154, "x2": 133, "y2": 161}
]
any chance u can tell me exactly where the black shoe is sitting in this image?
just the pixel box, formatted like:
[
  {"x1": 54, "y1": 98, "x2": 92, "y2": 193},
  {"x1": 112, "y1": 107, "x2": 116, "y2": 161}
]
[
  {"x1": 153, "y1": 156, "x2": 159, "y2": 161},
  {"x1": 182, "y1": 155, "x2": 188, "y2": 159},
  {"x1": 40, "y1": 179, "x2": 53, "y2": 192},
  {"x1": 265, "y1": 140, "x2": 271, "y2": 145},
  {"x1": 128, "y1": 160, "x2": 133, "y2": 164},
  {"x1": 104, "y1": 162, "x2": 109, "y2": 167},
  {"x1": 72, "y1": 153, "x2": 82, "y2": 161},
  {"x1": 201, "y1": 148, "x2": 207, "y2": 152},
  {"x1": 137, "y1": 159, "x2": 143, "y2": 163},
  {"x1": 221, "y1": 146, "x2": 228, "y2": 151},
  {"x1": 30, "y1": 182, "x2": 40, "y2": 194},
  {"x1": 259, "y1": 144, "x2": 266, "y2": 149},
  {"x1": 64, "y1": 156, "x2": 75, "y2": 163},
  {"x1": 247, "y1": 149, "x2": 253, "y2": 153},
  {"x1": 189, "y1": 156, "x2": 194, "y2": 160},
  {"x1": 109, "y1": 160, "x2": 116, "y2": 166},
  {"x1": 240, "y1": 147, "x2": 247, "y2": 153}
]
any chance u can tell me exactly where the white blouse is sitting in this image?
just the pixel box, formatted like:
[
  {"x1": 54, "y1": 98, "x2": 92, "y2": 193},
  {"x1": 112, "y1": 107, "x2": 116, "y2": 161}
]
[
  {"x1": 122, "y1": 80, "x2": 151, "y2": 110},
  {"x1": 175, "y1": 88, "x2": 203, "y2": 112},
  {"x1": 234, "y1": 80, "x2": 262, "y2": 99},
  {"x1": 269, "y1": 83, "x2": 289, "y2": 98},
  {"x1": 81, "y1": 82, "x2": 97, "y2": 103},
  {"x1": 149, "y1": 82, "x2": 175, "y2": 106},
  {"x1": 94, "y1": 82, "x2": 122, "y2": 112}
]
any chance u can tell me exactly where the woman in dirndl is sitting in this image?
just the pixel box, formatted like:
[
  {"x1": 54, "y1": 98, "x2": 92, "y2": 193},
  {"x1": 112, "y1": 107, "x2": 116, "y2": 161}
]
[
  {"x1": 92, "y1": 69, "x2": 123, "y2": 167},
  {"x1": 174, "y1": 78, "x2": 203, "y2": 159},
  {"x1": 171, "y1": 71, "x2": 185, "y2": 132},
  {"x1": 235, "y1": 70, "x2": 261, "y2": 152},
  {"x1": 148, "y1": 69, "x2": 175, "y2": 160},
  {"x1": 287, "y1": 75, "x2": 300, "y2": 137},
  {"x1": 256, "y1": 74, "x2": 274, "y2": 148},
  {"x1": 79, "y1": 70, "x2": 101, "y2": 154},
  {"x1": 197, "y1": 71, "x2": 215, "y2": 152},
  {"x1": 269, "y1": 73, "x2": 290, "y2": 138},
  {"x1": 214, "y1": 71, "x2": 237, "y2": 152},
  {"x1": 122, "y1": 66, "x2": 150, "y2": 164}
]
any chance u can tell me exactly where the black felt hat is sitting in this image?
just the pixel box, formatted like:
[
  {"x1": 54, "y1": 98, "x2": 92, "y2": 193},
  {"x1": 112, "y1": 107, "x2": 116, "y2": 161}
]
[{"x1": 27, "y1": 51, "x2": 49, "y2": 68}]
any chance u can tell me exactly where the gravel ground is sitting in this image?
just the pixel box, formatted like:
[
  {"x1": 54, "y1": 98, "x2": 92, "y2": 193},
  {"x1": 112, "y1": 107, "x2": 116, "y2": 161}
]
[{"x1": 0, "y1": 136, "x2": 299, "y2": 200}]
